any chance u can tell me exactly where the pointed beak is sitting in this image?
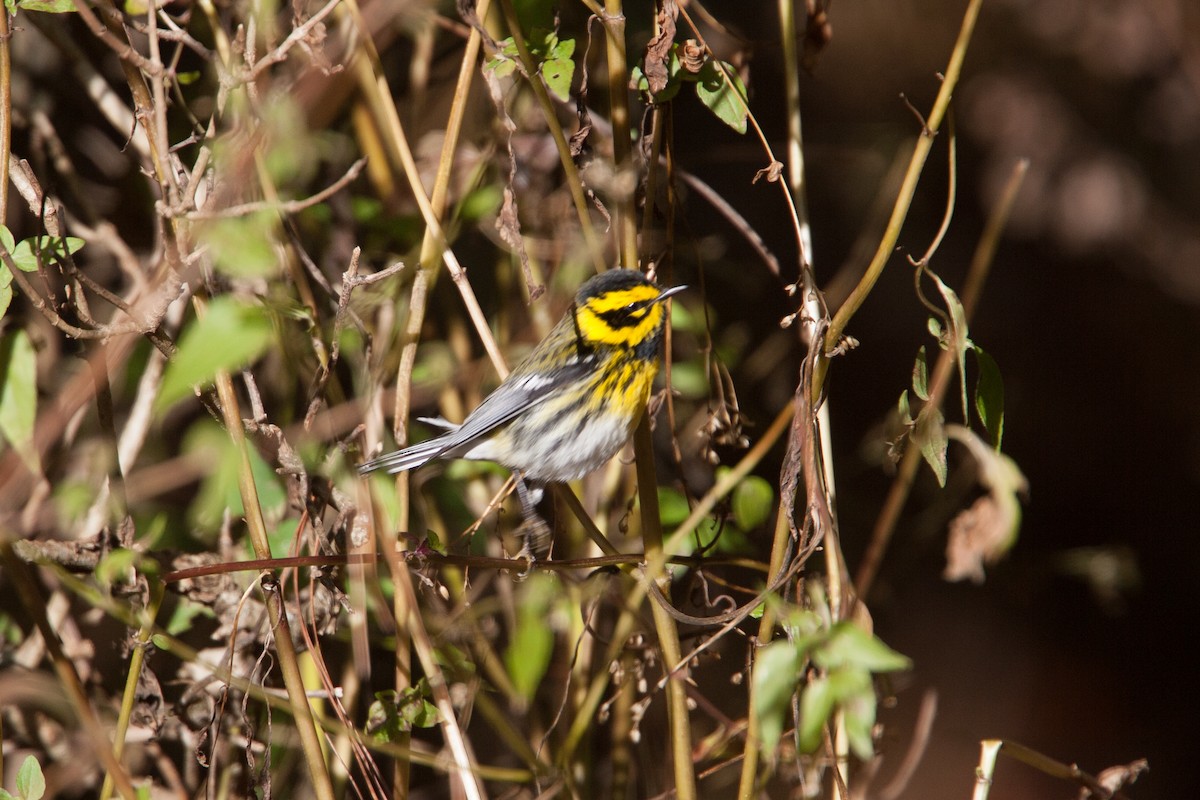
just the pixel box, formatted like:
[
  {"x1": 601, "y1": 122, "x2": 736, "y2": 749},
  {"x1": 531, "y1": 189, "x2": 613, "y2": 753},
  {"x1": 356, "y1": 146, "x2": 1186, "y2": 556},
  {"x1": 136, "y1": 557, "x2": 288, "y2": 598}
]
[{"x1": 656, "y1": 284, "x2": 687, "y2": 303}]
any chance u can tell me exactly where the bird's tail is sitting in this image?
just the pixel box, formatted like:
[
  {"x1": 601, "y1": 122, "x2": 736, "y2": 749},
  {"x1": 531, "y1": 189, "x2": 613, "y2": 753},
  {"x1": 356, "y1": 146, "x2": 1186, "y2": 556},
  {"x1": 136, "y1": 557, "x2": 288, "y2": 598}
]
[{"x1": 358, "y1": 434, "x2": 452, "y2": 475}]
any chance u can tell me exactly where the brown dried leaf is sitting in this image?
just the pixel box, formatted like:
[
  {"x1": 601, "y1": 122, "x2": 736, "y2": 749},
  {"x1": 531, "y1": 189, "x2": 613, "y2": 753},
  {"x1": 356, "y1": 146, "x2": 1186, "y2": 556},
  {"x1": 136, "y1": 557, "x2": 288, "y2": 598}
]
[
  {"x1": 753, "y1": 160, "x2": 784, "y2": 184},
  {"x1": 681, "y1": 39, "x2": 705, "y2": 74},
  {"x1": 943, "y1": 495, "x2": 1010, "y2": 583},
  {"x1": 643, "y1": 0, "x2": 678, "y2": 95},
  {"x1": 1079, "y1": 758, "x2": 1148, "y2": 799}
]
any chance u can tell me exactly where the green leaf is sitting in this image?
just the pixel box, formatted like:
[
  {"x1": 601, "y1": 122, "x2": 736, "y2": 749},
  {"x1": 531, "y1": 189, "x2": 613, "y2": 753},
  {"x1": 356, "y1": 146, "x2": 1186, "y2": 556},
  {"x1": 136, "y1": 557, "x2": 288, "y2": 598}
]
[
  {"x1": 912, "y1": 345, "x2": 929, "y2": 401},
  {"x1": 897, "y1": 389, "x2": 912, "y2": 426},
  {"x1": 541, "y1": 56, "x2": 575, "y2": 102},
  {"x1": 814, "y1": 622, "x2": 911, "y2": 673},
  {"x1": 972, "y1": 346, "x2": 1005, "y2": 448},
  {"x1": 0, "y1": 790, "x2": 16, "y2": 800},
  {"x1": 828, "y1": 667, "x2": 878, "y2": 760},
  {"x1": 16, "y1": 755, "x2": 46, "y2": 800},
  {"x1": 367, "y1": 681, "x2": 439, "y2": 743},
  {"x1": 926, "y1": 271, "x2": 972, "y2": 420},
  {"x1": 201, "y1": 211, "x2": 278, "y2": 278},
  {"x1": 156, "y1": 297, "x2": 274, "y2": 413},
  {"x1": 184, "y1": 419, "x2": 288, "y2": 532},
  {"x1": 915, "y1": 405, "x2": 947, "y2": 487},
  {"x1": 694, "y1": 61, "x2": 748, "y2": 134},
  {"x1": 458, "y1": 184, "x2": 503, "y2": 222},
  {"x1": 0, "y1": 224, "x2": 15, "y2": 253},
  {"x1": 797, "y1": 673, "x2": 835, "y2": 754},
  {"x1": 0, "y1": 331, "x2": 40, "y2": 472},
  {"x1": 0, "y1": 277, "x2": 12, "y2": 321},
  {"x1": 751, "y1": 640, "x2": 800, "y2": 758},
  {"x1": 505, "y1": 574, "x2": 557, "y2": 700},
  {"x1": 11, "y1": 236, "x2": 85, "y2": 272},
  {"x1": 95, "y1": 548, "x2": 140, "y2": 587},
  {"x1": 631, "y1": 62, "x2": 683, "y2": 103},
  {"x1": 16, "y1": 0, "x2": 77, "y2": 11},
  {"x1": 485, "y1": 55, "x2": 518, "y2": 78},
  {"x1": 657, "y1": 487, "x2": 690, "y2": 527},
  {"x1": 732, "y1": 475, "x2": 774, "y2": 531},
  {"x1": 166, "y1": 598, "x2": 213, "y2": 635}
]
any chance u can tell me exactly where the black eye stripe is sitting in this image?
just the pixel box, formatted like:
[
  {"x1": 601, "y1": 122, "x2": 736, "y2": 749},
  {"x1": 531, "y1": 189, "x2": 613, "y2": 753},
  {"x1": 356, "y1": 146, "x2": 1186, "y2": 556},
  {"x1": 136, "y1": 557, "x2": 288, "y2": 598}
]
[{"x1": 599, "y1": 303, "x2": 652, "y2": 328}]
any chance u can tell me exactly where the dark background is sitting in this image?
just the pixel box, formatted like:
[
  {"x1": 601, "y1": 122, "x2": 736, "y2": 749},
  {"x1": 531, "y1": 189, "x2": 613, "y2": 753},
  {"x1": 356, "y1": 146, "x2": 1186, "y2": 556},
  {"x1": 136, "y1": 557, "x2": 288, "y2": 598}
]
[{"x1": 671, "y1": 1, "x2": 1198, "y2": 797}]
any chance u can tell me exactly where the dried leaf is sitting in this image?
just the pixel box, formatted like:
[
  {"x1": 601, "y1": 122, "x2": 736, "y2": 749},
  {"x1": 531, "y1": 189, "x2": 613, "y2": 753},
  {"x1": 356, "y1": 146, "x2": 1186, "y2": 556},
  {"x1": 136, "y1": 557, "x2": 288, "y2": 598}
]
[
  {"x1": 943, "y1": 425, "x2": 1027, "y2": 582},
  {"x1": 643, "y1": 0, "x2": 678, "y2": 95}
]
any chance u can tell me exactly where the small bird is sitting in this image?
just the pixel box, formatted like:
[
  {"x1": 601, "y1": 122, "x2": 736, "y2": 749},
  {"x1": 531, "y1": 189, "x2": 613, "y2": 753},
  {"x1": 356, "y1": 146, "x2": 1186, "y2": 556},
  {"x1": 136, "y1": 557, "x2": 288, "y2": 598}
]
[{"x1": 359, "y1": 269, "x2": 683, "y2": 543}]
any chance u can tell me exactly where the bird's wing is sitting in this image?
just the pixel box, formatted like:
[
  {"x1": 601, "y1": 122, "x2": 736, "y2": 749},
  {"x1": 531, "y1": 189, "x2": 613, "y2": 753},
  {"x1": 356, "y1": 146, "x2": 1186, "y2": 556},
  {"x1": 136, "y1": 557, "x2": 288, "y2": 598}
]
[
  {"x1": 358, "y1": 356, "x2": 594, "y2": 475},
  {"x1": 434, "y1": 357, "x2": 594, "y2": 456}
]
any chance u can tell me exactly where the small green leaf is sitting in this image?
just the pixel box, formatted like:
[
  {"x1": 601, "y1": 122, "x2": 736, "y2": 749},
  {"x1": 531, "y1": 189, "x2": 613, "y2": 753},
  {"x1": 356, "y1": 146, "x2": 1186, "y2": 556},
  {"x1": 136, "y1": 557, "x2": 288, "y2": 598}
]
[
  {"x1": 156, "y1": 297, "x2": 274, "y2": 413},
  {"x1": 732, "y1": 475, "x2": 774, "y2": 531},
  {"x1": 631, "y1": 62, "x2": 684, "y2": 103},
  {"x1": 694, "y1": 61, "x2": 748, "y2": 134},
  {"x1": 541, "y1": 56, "x2": 575, "y2": 102},
  {"x1": 657, "y1": 487, "x2": 690, "y2": 527},
  {"x1": 16, "y1": 755, "x2": 46, "y2": 800},
  {"x1": 548, "y1": 37, "x2": 575, "y2": 60},
  {"x1": 0, "y1": 331, "x2": 40, "y2": 472},
  {"x1": 458, "y1": 184, "x2": 503, "y2": 221},
  {"x1": 505, "y1": 574, "x2": 557, "y2": 700},
  {"x1": 95, "y1": 548, "x2": 140, "y2": 587},
  {"x1": 166, "y1": 599, "x2": 213, "y2": 636},
  {"x1": 0, "y1": 789, "x2": 17, "y2": 800},
  {"x1": 200, "y1": 211, "x2": 278, "y2": 278},
  {"x1": 0, "y1": 277, "x2": 12, "y2": 320},
  {"x1": 973, "y1": 346, "x2": 1005, "y2": 448},
  {"x1": 16, "y1": 0, "x2": 77, "y2": 12},
  {"x1": 752, "y1": 640, "x2": 800, "y2": 757},
  {"x1": 367, "y1": 681, "x2": 439, "y2": 743},
  {"x1": 915, "y1": 405, "x2": 947, "y2": 487},
  {"x1": 827, "y1": 667, "x2": 878, "y2": 760},
  {"x1": 11, "y1": 236, "x2": 85, "y2": 272},
  {"x1": 814, "y1": 622, "x2": 911, "y2": 673},
  {"x1": 0, "y1": 224, "x2": 15, "y2": 253},
  {"x1": 897, "y1": 389, "x2": 912, "y2": 425},
  {"x1": 797, "y1": 673, "x2": 835, "y2": 754},
  {"x1": 912, "y1": 345, "x2": 929, "y2": 401},
  {"x1": 926, "y1": 270, "x2": 972, "y2": 419}
]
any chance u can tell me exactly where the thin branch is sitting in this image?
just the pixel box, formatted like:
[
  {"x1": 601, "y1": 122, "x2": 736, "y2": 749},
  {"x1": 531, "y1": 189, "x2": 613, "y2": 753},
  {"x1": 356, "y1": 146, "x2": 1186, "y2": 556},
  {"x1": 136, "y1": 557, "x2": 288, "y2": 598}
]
[{"x1": 176, "y1": 158, "x2": 367, "y2": 219}]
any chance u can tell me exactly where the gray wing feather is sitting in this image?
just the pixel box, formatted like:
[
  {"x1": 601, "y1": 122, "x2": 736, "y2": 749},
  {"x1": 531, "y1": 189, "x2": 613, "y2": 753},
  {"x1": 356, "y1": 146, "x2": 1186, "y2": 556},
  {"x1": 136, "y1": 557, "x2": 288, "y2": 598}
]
[{"x1": 358, "y1": 358, "x2": 592, "y2": 475}]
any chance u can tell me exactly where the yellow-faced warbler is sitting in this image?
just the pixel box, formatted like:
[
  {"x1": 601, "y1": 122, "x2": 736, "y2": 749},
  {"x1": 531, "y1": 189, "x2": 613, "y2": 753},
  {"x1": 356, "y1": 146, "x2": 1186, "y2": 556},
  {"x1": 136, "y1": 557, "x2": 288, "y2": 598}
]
[{"x1": 359, "y1": 269, "x2": 683, "y2": 548}]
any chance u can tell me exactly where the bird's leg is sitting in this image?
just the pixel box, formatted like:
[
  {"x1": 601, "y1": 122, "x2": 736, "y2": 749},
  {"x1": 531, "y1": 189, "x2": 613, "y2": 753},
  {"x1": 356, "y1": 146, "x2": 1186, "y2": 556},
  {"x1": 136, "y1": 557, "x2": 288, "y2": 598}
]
[{"x1": 512, "y1": 473, "x2": 551, "y2": 568}]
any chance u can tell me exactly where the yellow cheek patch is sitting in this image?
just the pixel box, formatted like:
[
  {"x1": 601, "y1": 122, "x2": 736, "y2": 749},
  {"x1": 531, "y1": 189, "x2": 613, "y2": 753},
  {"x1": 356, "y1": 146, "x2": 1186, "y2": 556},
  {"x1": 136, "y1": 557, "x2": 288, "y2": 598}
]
[{"x1": 576, "y1": 303, "x2": 664, "y2": 347}]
